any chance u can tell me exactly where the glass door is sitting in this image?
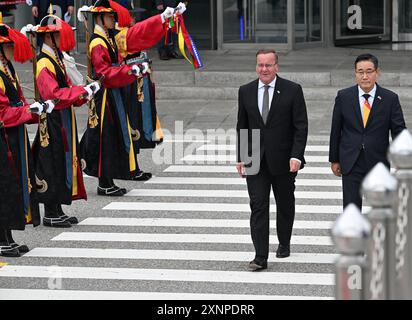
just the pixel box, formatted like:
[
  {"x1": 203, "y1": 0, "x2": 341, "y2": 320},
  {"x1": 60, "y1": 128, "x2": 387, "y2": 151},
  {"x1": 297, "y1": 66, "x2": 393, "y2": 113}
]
[
  {"x1": 397, "y1": 0, "x2": 412, "y2": 49},
  {"x1": 219, "y1": 0, "x2": 291, "y2": 49},
  {"x1": 254, "y1": 0, "x2": 288, "y2": 43},
  {"x1": 183, "y1": 0, "x2": 217, "y2": 49},
  {"x1": 295, "y1": 0, "x2": 323, "y2": 44},
  {"x1": 335, "y1": 0, "x2": 391, "y2": 45}
]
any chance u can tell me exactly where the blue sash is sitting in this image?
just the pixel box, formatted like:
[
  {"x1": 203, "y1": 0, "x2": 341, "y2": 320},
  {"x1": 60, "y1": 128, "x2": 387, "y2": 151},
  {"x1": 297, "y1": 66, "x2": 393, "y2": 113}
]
[
  {"x1": 142, "y1": 77, "x2": 154, "y2": 141},
  {"x1": 61, "y1": 109, "x2": 73, "y2": 189},
  {"x1": 18, "y1": 125, "x2": 29, "y2": 215},
  {"x1": 110, "y1": 88, "x2": 131, "y2": 154}
]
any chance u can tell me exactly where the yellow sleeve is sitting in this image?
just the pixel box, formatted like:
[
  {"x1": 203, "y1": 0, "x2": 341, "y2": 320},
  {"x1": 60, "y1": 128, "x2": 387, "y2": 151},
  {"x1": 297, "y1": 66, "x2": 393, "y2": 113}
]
[{"x1": 115, "y1": 27, "x2": 129, "y2": 58}]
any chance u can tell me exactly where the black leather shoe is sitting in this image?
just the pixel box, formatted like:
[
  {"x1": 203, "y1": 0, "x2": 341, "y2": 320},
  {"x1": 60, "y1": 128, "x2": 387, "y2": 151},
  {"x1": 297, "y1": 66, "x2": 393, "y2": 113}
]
[
  {"x1": 168, "y1": 51, "x2": 183, "y2": 59},
  {"x1": 131, "y1": 171, "x2": 152, "y2": 181},
  {"x1": 159, "y1": 51, "x2": 170, "y2": 60},
  {"x1": 57, "y1": 206, "x2": 79, "y2": 225},
  {"x1": 112, "y1": 185, "x2": 127, "y2": 195},
  {"x1": 276, "y1": 244, "x2": 290, "y2": 258},
  {"x1": 59, "y1": 214, "x2": 79, "y2": 225},
  {"x1": 248, "y1": 259, "x2": 267, "y2": 271},
  {"x1": 0, "y1": 246, "x2": 21, "y2": 257},
  {"x1": 43, "y1": 217, "x2": 72, "y2": 228},
  {"x1": 10, "y1": 243, "x2": 30, "y2": 254},
  {"x1": 97, "y1": 186, "x2": 125, "y2": 196}
]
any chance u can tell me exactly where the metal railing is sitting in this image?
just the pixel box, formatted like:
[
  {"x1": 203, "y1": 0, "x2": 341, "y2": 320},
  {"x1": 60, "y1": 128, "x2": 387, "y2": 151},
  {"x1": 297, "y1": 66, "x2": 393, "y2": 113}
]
[{"x1": 332, "y1": 129, "x2": 412, "y2": 300}]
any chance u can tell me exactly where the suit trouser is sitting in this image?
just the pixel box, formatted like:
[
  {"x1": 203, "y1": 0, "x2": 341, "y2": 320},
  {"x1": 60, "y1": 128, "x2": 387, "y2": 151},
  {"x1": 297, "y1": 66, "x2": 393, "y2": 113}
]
[
  {"x1": 342, "y1": 150, "x2": 367, "y2": 210},
  {"x1": 246, "y1": 158, "x2": 297, "y2": 260}
]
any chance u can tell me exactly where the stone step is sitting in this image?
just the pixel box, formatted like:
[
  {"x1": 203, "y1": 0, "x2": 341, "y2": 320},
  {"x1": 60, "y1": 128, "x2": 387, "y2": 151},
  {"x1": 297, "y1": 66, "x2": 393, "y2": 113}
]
[
  {"x1": 156, "y1": 86, "x2": 412, "y2": 101},
  {"x1": 150, "y1": 71, "x2": 412, "y2": 88},
  {"x1": 17, "y1": 69, "x2": 412, "y2": 88}
]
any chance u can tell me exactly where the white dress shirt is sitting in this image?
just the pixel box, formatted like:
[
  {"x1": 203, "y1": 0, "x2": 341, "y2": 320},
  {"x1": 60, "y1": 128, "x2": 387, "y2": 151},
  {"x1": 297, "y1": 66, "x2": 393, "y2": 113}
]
[
  {"x1": 258, "y1": 78, "x2": 276, "y2": 116},
  {"x1": 358, "y1": 84, "x2": 377, "y2": 117}
]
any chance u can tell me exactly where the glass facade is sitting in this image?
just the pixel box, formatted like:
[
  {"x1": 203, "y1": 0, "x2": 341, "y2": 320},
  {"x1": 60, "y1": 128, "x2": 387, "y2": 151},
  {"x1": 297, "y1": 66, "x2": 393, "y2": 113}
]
[
  {"x1": 136, "y1": 0, "x2": 410, "y2": 50},
  {"x1": 337, "y1": 0, "x2": 386, "y2": 38},
  {"x1": 222, "y1": 0, "x2": 288, "y2": 44},
  {"x1": 295, "y1": 0, "x2": 322, "y2": 43},
  {"x1": 399, "y1": 0, "x2": 412, "y2": 33}
]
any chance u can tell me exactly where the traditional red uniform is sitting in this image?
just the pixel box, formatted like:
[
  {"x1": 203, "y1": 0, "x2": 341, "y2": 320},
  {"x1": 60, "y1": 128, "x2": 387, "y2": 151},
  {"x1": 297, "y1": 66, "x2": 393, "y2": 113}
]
[
  {"x1": 80, "y1": 0, "x2": 165, "y2": 195},
  {"x1": 31, "y1": 12, "x2": 89, "y2": 227},
  {"x1": 0, "y1": 19, "x2": 39, "y2": 257}
]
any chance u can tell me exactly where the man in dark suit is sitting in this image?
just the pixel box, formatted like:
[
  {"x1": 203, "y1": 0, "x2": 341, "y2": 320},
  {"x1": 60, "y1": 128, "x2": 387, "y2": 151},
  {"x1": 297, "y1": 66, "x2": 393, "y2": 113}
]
[
  {"x1": 329, "y1": 53, "x2": 406, "y2": 210},
  {"x1": 236, "y1": 49, "x2": 308, "y2": 271}
]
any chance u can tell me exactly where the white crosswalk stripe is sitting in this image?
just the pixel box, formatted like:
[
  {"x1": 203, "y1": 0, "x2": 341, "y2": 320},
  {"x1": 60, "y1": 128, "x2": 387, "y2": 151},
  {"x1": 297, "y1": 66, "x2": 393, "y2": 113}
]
[
  {"x1": 25, "y1": 248, "x2": 339, "y2": 264},
  {"x1": 180, "y1": 154, "x2": 329, "y2": 163},
  {"x1": 103, "y1": 202, "x2": 368, "y2": 214},
  {"x1": 125, "y1": 189, "x2": 343, "y2": 199},
  {"x1": 52, "y1": 232, "x2": 334, "y2": 245},
  {"x1": 0, "y1": 265, "x2": 335, "y2": 285},
  {"x1": 79, "y1": 217, "x2": 334, "y2": 229},
  {"x1": 197, "y1": 145, "x2": 330, "y2": 152},
  {"x1": 0, "y1": 289, "x2": 333, "y2": 300},
  {"x1": 0, "y1": 139, "x2": 341, "y2": 300}
]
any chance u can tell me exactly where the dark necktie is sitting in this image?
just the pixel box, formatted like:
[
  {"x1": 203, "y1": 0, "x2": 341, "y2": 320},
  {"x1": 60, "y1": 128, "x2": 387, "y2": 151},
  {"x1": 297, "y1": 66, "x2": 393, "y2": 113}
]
[
  {"x1": 262, "y1": 85, "x2": 270, "y2": 124},
  {"x1": 362, "y1": 93, "x2": 371, "y2": 128}
]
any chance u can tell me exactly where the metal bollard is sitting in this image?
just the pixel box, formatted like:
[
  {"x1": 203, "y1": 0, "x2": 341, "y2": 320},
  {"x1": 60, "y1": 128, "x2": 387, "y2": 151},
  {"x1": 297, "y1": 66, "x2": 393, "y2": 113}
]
[
  {"x1": 388, "y1": 129, "x2": 412, "y2": 299},
  {"x1": 362, "y1": 163, "x2": 397, "y2": 300},
  {"x1": 332, "y1": 204, "x2": 371, "y2": 300}
]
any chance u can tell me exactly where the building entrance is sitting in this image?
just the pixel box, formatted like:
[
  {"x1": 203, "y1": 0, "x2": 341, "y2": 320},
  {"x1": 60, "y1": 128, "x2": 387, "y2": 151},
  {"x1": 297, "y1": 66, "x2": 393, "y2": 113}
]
[{"x1": 334, "y1": 0, "x2": 391, "y2": 45}]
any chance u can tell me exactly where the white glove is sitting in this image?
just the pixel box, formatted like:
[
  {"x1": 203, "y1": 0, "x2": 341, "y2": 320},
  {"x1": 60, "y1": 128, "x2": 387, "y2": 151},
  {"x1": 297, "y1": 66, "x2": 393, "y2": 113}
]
[
  {"x1": 85, "y1": 81, "x2": 100, "y2": 96},
  {"x1": 77, "y1": 6, "x2": 90, "y2": 22},
  {"x1": 131, "y1": 64, "x2": 141, "y2": 76},
  {"x1": 175, "y1": 2, "x2": 187, "y2": 15},
  {"x1": 162, "y1": 7, "x2": 174, "y2": 20},
  {"x1": 44, "y1": 100, "x2": 55, "y2": 113},
  {"x1": 141, "y1": 62, "x2": 150, "y2": 75},
  {"x1": 20, "y1": 24, "x2": 34, "y2": 37},
  {"x1": 29, "y1": 102, "x2": 43, "y2": 115}
]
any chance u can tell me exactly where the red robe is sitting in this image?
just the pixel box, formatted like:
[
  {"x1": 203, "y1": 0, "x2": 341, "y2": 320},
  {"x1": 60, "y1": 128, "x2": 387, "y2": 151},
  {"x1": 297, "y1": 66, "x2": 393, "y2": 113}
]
[
  {"x1": 0, "y1": 85, "x2": 38, "y2": 127},
  {"x1": 0, "y1": 69, "x2": 41, "y2": 229},
  {"x1": 91, "y1": 14, "x2": 165, "y2": 89},
  {"x1": 33, "y1": 50, "x2": 88, "y2": 203},
  {"x1": 80, "y1": 15, "x2": 165, "y2": 180}
]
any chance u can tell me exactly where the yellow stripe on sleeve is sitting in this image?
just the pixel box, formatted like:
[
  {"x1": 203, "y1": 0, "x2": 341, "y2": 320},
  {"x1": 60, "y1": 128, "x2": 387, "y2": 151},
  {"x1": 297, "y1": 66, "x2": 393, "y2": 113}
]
[
  {"x1": 89, "y1": 38, "x2": 108, "y2": 56},
  {"x1": 36, "y1": 58, "x2": 56, "y2": 79}
]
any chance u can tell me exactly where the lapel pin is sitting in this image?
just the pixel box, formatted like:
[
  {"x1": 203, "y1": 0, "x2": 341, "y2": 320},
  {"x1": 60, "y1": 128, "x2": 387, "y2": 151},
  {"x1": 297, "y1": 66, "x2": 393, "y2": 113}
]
[
  {"x1": 277, "y1": 90, "x2": 280, "y2": 94},
  {"x1": 377, "y1": 96, "x2": 382, "y2": 100}
]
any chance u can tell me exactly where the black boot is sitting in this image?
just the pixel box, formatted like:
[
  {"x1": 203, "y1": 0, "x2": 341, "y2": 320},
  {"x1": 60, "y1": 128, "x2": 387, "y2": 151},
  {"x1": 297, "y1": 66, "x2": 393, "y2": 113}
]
[
  {"x1": 7, "y1": 230, "x2": 29, "y2": 254},
  {"x1": 0, "y1": 229, "x2": 20, "y2": 257},
  {"x1": 57, "y1": 205, "x2": 79, "y2": 225},
  {"x1": 43, "y1": 203, "x2": 72, "y2": 228}
]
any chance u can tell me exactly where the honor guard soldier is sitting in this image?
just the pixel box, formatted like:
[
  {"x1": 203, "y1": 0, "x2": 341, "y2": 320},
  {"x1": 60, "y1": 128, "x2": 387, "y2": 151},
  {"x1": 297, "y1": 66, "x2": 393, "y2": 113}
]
[
  {"x1": 121, "y1": 50, "x2": 163, "y2": 181},
  {"x1": 0, "y1": 14, "x2": 42, "y2": 256},
  {"x1": 78, "y1": 0, "x2": 186, "y2": 196},
  {"x1": 27, "y1": 10, "x2": 100, "y2": 228}
]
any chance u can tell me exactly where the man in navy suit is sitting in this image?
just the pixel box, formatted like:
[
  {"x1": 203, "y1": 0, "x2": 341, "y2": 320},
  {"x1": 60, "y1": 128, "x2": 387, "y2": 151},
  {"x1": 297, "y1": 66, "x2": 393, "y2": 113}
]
[
  {"x1": 236, "y1": 49, "x2": 308, "y2": 270},
  {"x1": 329, "y1": 53, "x2": 406, "y2": 210}
]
